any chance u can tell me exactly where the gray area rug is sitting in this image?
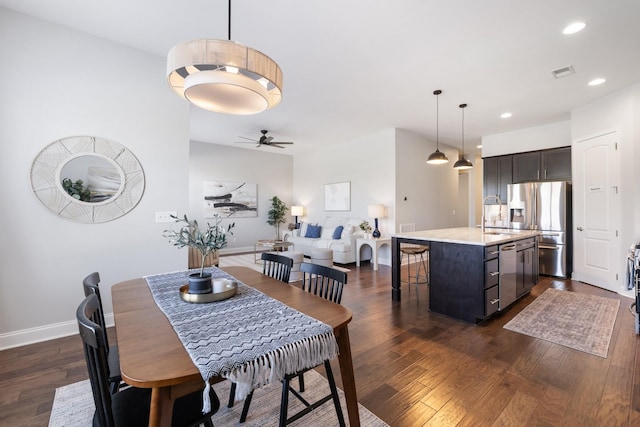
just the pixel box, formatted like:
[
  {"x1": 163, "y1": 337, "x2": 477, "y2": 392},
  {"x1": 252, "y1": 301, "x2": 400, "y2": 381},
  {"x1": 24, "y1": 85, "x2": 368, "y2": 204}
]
[
  {"x1": 49, "y1": 369, "x2": 387, "y2": 427},
  {"x1": 504, "y1": 288, "x2": 619, "y2": 358}
]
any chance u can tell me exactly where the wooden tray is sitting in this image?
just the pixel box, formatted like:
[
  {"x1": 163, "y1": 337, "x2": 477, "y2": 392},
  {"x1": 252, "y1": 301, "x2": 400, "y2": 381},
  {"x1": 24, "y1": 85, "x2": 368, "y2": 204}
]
[{"x1": 179, "y1": 280, "x2": 237, "y2": 303}]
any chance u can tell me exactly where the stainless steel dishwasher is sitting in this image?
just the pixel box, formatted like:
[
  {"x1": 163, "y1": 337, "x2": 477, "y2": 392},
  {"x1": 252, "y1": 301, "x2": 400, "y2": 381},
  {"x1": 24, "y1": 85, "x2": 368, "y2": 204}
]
[{"x1": 499, "y1": 243, "x2": 517, "y2": 310}]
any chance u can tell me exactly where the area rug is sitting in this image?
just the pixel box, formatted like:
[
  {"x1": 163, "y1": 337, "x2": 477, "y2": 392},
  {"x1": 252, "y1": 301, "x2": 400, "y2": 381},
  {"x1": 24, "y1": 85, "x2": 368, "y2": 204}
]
[
  {"x1": 49, "y1": 369, "x2": 387, "y2": 427},
  {"x1": 504, "y1": 288, "x2": 619, "y2": 358},
  {"x1": 219, "y1": 253, "x2": 350, "y2": 282}
]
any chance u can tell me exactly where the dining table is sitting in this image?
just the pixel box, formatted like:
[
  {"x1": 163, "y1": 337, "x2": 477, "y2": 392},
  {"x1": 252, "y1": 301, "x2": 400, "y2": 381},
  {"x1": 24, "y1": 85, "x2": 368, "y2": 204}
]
[{"x1": 111, "y1": 266, "x2": 360, "y2": 427}]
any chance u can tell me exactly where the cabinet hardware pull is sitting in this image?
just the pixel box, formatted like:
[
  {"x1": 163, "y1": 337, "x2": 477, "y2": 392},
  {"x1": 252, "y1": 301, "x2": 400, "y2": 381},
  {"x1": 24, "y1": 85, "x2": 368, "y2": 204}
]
[
  {"x1": 577, "y1": 226, "x2": 584, "y2": 231},
  {"x1": 489, "y1": 272, "x2": 500, "y2": 277},
  {"x1": 489, "y1": 250, "x2": 499, "y2": 255},
  {"x1": 490, "y1": 299, "x2": 500, "y2": 305}
]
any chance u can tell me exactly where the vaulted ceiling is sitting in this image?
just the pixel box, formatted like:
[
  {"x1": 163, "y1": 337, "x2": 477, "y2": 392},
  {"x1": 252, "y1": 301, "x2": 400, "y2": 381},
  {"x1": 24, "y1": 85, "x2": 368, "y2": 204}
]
[{"x1": 2, "y1": 0, "x2": 639, "y2": 155}]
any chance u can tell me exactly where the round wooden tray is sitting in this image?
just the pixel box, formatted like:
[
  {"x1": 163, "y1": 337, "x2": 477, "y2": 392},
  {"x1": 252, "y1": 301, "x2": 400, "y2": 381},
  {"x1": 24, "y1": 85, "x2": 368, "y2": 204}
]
[{"x1": 179, "y1": 280, "x2": 237, "y2": 303}]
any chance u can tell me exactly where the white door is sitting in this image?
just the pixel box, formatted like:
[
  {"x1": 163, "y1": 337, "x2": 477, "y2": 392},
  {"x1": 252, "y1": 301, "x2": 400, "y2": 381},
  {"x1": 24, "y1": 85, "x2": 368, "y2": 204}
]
[{"x1": 572, "y1": 131, "x2": 620, "y2": 292}]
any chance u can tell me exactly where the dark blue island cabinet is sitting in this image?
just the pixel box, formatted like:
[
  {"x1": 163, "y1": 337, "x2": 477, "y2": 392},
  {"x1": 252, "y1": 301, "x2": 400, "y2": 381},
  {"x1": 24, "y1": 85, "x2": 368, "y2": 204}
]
[{"x1": 391, "y1": 228, "x2": 538, "y2": 324}]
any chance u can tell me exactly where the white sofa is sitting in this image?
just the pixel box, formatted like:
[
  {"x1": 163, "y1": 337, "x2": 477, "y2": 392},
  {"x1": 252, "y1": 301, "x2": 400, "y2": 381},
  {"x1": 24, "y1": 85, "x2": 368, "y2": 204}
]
[{"x1": 288, "y1": 217, "x2": 366, "y2": 264}]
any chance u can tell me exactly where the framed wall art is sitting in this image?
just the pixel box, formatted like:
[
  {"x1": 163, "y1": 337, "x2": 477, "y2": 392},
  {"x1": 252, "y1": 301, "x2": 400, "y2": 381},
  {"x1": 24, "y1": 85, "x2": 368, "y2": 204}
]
[
  {"x1": 204, "y1": 181, "x2": 257, "y2": 218},
  {"x1": 324, "y1": 181, "x2": 351, "y2": 211}
]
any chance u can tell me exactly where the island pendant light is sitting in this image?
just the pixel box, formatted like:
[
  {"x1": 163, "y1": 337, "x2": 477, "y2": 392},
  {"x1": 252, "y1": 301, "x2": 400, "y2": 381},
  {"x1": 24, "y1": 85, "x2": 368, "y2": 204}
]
[
  {"x1": 453, "y1": 103, "x2": 473, "y2": 170},
  {"x1": 426, "y1": 90, "x2": 449, "y2": 164},
  {"x1": 166, "y1": 0, "x2": 283, "y2": 115}
]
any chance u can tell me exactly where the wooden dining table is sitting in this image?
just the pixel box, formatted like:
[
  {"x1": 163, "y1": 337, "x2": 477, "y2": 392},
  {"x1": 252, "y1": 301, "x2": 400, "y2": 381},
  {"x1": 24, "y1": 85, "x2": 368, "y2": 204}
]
[{"x1": 111, "y1": 266, "x2": 360, "y2": 427}]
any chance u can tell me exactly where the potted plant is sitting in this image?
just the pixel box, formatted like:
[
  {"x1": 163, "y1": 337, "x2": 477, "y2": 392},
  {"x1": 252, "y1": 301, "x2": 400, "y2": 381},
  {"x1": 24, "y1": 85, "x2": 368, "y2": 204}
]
[
  {"x1": 359, "y1": 220, "x2": 372, "y2": 238},
  {"x1": 164, "y1": 214, "x2": 235, "y2": 294},
  {"x1": 266, "y1": 196, "x2": 288, "y2": 240}
]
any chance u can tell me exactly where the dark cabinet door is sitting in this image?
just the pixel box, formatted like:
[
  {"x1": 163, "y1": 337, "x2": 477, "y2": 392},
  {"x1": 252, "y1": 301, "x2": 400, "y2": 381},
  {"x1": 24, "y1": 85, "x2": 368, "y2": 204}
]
[
  {"x1": 483, "y1": 157, "x2": 498, "y2": 201},
  {"x1": 542, "y1": 147, "x2": 571, "y2": 181},
  {"x1": 516, "y1": 246, "x2": 536, "y2": 297},
  {"x1": 513, "y1": 152, "x2": 541, "y2": 182},
  {"x1": 483, "y1": 155, "x2": 512, "y2": 204},
  {"x1": 497, "y1": 155, "x2": 512, "y2": 203}
]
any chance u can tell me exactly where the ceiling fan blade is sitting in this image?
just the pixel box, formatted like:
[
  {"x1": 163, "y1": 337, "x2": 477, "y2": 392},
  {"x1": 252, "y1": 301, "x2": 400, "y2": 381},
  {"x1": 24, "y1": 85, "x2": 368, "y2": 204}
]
[
  {"x1": 268, "y1": 141, "x2": 294, "y2": 144},
  {"x1": 264, "y1": 136, "x2": 274, "y2": 143},
  {"x1": 235, "y1": 141, "x2": 257, "y2": 144},
  {"x1": 238, "y1": 136, "x2": 257, "y2": 142},
  {"x1": 270, "y1": 144, "x2": 286, "y2": 148}
]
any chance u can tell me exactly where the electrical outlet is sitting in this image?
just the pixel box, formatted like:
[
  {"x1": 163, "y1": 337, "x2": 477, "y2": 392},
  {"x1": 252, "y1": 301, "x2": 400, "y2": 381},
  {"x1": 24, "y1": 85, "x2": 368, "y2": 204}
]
[{"x1": 155, "y1": 211, "x2": 177, "y2": 223}]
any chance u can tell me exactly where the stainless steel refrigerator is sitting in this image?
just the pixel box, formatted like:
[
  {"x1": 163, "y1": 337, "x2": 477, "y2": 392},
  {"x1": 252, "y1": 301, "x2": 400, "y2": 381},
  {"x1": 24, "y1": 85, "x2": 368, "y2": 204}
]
[{"x1": 507, "y1": 181, "x2": 571, "y2": 278}]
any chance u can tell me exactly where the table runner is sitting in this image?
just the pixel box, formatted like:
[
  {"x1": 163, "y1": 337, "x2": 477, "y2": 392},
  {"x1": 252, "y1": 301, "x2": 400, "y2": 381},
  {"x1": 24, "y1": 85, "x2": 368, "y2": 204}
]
[{"x1": 144, "y1": 267, "x2": 338, "y2": 412}]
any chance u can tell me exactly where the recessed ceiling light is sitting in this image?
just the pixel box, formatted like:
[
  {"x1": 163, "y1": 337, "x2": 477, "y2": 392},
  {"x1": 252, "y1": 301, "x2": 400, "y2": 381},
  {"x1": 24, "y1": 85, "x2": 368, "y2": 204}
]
[
  {"x1": 563, "y1": 22, "x2": 587, "y2": 35},
  {"x1": 500, "y1": 112, "x2": 512, "y2": 119},
  {"x1": 588, "y1": 78, "x2": 606, "y2": 86},
  {"x1": 477, "y1": 144, "x2": 483, "y2": 149}
]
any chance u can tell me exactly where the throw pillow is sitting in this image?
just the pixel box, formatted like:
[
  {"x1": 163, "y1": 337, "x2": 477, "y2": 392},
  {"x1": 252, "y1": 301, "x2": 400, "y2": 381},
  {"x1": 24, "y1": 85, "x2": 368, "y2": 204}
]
[
  {"x1": 332, "y1": 225, "x2": 344, "y2": 240},
  {"x1": 305, "y1": 224, "x2": 322, "y2": 238},
  {"x1": 341, "y1": 225, "x2": 355, "y2": 239}
]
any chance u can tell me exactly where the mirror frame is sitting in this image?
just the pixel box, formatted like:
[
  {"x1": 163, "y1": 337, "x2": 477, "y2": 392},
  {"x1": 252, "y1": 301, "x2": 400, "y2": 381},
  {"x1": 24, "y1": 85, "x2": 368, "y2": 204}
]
[{"x1": 30, "y1": 136, "x2": 145, "y2": 223}]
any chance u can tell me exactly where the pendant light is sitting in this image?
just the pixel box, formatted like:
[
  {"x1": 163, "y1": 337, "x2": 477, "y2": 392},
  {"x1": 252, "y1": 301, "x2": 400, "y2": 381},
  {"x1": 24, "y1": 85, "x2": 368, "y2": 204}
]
[
  {"x1": 166, "y1": 0, "x2": 283, "y2": 115},
  {"x1": 453, "y1": 103, "x2": 474, "y2": 170},
  {"x1": 426, "y1": 90, "x2": 449, "y2": 164}
]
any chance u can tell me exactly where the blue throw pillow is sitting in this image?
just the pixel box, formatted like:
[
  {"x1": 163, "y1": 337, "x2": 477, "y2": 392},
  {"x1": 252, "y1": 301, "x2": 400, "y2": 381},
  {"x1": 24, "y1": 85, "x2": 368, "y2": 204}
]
[
  {"x1": 332, "y1": 225, "x2": 344, "y2": 240},
  {"x1": 305, "y1": 224, "x2": 322, "y2": 238}
]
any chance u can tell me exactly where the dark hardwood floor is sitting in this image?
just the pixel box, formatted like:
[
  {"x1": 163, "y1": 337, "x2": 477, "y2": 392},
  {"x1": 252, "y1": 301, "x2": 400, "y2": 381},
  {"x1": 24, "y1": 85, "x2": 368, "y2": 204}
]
[{"x1": 1, "y1": 262, "x2": 639, "y2": 426}]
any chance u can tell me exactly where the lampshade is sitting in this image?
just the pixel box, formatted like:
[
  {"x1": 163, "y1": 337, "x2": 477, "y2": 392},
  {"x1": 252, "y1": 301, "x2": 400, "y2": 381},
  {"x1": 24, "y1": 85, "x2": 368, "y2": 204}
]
[
  {"x1": 453, "y1": 103, "x2": 473, "y2": 170},
  {"x1": 291, "y1": 205, "x2": 304, "y2": 216},
  {"x1": 166, "y1": 2, "x2": 281, "y2": 115},
  {"x1": 368, "y1": 205, "x2": 385, "y2": 218},
  {"x1": 167, "y1": 39, "x2": 282, "y2": 115},
  {"x1": 427, "y1": 89, "x2": 449, "y2": 165}
]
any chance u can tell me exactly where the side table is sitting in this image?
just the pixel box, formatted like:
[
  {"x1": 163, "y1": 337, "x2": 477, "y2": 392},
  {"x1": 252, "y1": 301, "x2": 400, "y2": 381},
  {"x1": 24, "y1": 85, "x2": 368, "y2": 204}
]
[{"x1": 356, "y1": 237, "x2": 391, "y2": 271}]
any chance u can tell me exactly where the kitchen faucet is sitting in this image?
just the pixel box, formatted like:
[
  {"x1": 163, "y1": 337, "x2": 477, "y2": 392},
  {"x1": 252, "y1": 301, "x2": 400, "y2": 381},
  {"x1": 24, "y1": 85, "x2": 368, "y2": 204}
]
[{"x1": 481, "y1": 195, "x2": 503, "y2": 232}]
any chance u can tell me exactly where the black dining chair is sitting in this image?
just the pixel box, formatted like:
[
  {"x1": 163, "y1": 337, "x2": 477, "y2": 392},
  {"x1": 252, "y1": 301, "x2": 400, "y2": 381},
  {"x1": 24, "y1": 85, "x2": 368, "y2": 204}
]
[
  {"x1": 82, "y1": 272, "x2": 122, "y2": 394},
  {"x1": 261, "y1": 252, "x2": 294, "y2": 283},
  {"x1": 227, "y1": 252, "x2": 295, "y2": 410},
  {"x1": 77, "y1": 294, "x2": 219, "y2": 427},
  {"x1": 236, "y1": 262, "x2": 347, "y2": 426}
]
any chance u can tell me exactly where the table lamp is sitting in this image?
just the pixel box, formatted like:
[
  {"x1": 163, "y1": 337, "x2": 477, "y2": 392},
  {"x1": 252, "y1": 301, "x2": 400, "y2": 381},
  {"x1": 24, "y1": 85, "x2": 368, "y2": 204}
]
[
  {"x1": 291, "y1": 205, "x2": 304, "y2": 229},
  {"x1": 368, "y1": 205, "x2": 385, "y2": 238}
]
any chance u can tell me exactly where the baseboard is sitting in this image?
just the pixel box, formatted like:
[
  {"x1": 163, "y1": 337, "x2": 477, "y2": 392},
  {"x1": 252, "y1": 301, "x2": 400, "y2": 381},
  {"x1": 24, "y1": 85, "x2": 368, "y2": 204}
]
[{"x1": 0, "y1": 313, "x2": 114, "y2": 350}]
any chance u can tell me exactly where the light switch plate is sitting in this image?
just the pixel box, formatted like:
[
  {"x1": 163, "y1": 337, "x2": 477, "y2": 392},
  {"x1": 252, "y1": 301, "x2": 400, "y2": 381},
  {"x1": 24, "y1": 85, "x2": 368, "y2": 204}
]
[{"x1": 155, "y1": 211, "x2": 177, "y2": 223}]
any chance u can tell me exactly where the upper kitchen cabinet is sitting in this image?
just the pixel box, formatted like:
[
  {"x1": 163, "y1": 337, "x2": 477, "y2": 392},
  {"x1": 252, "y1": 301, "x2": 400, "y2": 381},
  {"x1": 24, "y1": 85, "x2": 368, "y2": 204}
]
[
  {"x1": 483, "y1": 155, "x2": 512, "y2": 204},
  {"x1": 542, "y1": 147, "x2": 571, "y2": 181},
  {"x1": 513, "y1": 147, "x2": 571, "y2": 183}
]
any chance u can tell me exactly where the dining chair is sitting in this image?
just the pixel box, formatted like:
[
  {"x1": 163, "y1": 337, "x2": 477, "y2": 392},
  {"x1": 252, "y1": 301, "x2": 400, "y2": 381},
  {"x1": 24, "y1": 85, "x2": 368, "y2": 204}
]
[
  {"x1": 76, "y1": 294, "x2": 219, "y2": 427},
  {"x1": 82, "y1": 272, "x2": 122, "y2": 394},
  {"x1": 261, "y1": 252, "x2": 294, "y2": 283},
  {"x1": 236, "y1": 262, "x2": 347, "y2": 426},
  {"x1": 299, "y1": 262, "x2": 347, "y2": 304}
]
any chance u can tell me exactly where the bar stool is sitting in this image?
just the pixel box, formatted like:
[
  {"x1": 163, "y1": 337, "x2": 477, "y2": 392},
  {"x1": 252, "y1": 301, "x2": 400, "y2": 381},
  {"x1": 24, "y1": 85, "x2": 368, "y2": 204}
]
[
  {"x1": 400, "y1": 245, "x2": 429, "y2": 291},
  {"x1": 399, "y1": 223, "x2": 429, "y2": 293}
]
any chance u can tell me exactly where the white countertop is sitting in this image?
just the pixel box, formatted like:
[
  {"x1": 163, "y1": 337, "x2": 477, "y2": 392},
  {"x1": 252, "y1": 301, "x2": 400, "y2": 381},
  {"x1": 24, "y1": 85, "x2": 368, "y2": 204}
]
[{"x1": 393, "y1": 227, "x2": 540, "y2": 246}]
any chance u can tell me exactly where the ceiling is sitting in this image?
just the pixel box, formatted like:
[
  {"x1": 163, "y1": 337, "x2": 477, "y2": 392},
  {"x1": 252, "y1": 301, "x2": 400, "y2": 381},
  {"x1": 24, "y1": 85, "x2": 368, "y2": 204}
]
[{"x1": 3, "y1": 0, "x2": 640, "y2": 156}]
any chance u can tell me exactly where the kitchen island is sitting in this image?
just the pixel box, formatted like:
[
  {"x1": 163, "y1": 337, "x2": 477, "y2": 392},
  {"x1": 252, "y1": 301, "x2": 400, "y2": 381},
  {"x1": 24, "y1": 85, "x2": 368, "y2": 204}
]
[{"x1": 392, "y1": 227, "x2": 540, "y2": 323}]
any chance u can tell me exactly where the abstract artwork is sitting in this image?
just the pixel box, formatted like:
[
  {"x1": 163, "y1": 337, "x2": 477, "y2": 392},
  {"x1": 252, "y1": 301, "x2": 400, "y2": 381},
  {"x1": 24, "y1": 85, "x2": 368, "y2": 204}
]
[
  {"x1": 204, "y1": 181, "x2": 257, "y2": 218},
  {"x1": 324, "y1": 181, "x2": 351, "y2": 211}
]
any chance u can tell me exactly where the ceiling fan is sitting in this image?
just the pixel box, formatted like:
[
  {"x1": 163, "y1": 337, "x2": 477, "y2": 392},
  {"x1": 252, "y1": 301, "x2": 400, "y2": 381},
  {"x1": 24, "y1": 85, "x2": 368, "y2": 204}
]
[{"x1": 236, "y1": 130, "x2": 294, "y2": 149}]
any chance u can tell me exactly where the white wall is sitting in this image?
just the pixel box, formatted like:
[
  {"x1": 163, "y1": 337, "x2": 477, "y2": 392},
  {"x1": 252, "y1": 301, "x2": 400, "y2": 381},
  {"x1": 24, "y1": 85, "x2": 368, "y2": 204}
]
[
  {"x1": 293, "y1": 128, "x2": 396, "y2": 230},
  {"x1": 571, "y1": 84, "x2": 639, "y2": 297},
  {"x1": 189, "y1": 141, "x2": 293, "y2": 250},
  {"x1": 0, "y1": 9, "x2": 190, "y2": 348},
  {"x1": 482, "y1": 121, "x2": 571, "y2": 157},
  {"x1": 395, "y1": 129, "x2": 462, "y2": 231}
]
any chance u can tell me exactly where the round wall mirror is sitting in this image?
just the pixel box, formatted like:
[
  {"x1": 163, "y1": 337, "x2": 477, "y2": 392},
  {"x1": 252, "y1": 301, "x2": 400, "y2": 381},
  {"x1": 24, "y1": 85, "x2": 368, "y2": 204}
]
[{"x1": 30, "y1": 136, "x2": 145, "y2": 223}]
